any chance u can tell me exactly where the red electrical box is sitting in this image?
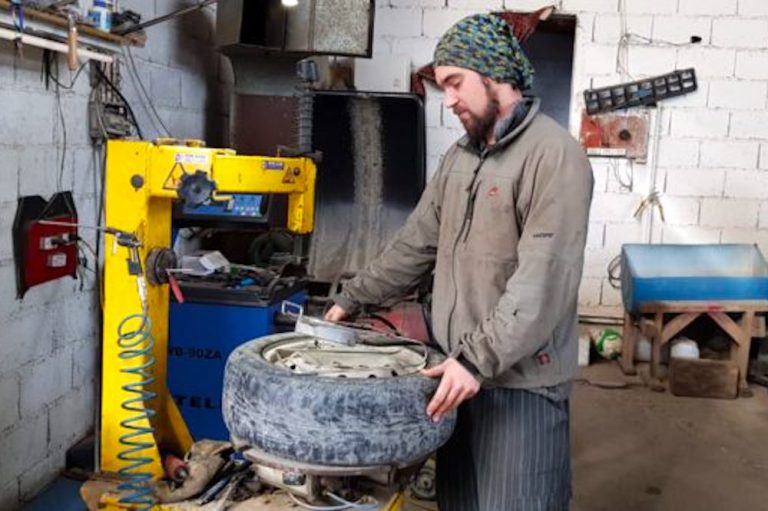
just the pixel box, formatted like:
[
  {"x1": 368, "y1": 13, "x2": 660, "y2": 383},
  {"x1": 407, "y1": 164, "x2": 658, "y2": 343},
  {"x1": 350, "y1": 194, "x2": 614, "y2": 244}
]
[
  {"x1": 579, "y1": 110, "x2": 650, "y2": 161},
  {"x1": 13, "y1": 193, "x2": 79, "y2": 298}
]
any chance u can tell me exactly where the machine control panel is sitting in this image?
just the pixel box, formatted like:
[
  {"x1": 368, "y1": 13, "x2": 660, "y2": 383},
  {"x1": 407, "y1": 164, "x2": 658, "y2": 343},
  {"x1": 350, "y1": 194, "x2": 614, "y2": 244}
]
[{"x1": 180, "y1": 194, "x2": 267, "y2": 220}]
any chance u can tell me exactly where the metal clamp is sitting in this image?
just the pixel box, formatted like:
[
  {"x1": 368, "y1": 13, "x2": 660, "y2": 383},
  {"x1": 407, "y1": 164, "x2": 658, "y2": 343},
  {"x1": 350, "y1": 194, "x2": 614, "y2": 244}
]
[
  {"x1": 281, "y1": 301, "x2": 362, "y2": 346},
  {"x1": 281, "y1": 301, "x2": 305, "y2": 319}
]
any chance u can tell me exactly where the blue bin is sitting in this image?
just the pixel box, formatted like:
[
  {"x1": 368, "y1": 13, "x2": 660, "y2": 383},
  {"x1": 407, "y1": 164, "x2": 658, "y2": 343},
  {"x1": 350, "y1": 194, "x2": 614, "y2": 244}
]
[{"x1": 620, "y1": 244, "x2": 768, "y2": 313}]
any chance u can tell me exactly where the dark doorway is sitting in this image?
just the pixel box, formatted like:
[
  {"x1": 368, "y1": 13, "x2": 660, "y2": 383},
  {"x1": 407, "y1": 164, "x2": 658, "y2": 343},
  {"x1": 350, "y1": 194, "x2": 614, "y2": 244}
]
[{"x1": 522, "y1": 14, "x2": 577, "y2": 129}]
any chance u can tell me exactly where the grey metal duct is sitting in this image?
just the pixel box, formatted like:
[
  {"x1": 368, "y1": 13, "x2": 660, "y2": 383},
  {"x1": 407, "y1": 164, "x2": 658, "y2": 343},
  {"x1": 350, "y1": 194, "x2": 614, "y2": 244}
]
[{"x1": 216, "y1": 0, "x2": 374, "y2": 59}]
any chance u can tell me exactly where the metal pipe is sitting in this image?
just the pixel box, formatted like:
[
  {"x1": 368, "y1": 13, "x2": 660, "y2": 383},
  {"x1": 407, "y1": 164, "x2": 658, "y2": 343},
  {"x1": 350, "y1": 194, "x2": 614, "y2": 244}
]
[
  {"x1": 114, "y1": 0, "x2": 217, "y2": 35},
  {"x1": 0, "y1": 25, "x2": 112, "y2": 62}
]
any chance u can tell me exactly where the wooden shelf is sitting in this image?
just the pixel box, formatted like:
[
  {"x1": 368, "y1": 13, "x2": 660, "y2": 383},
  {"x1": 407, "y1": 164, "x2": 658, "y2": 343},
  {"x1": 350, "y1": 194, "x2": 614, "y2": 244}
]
[{"x1": 0, "y1": 0, "x2": 143, "y2": 56}]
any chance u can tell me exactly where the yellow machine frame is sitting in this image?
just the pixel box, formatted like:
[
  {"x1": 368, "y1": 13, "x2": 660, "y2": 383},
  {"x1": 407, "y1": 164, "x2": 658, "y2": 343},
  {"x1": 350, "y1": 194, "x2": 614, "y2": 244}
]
[
  {"x1": 97, "y1": 139, "x2": 403, "y2": 511},
  {"x1": 100, "y1": 139, "x2": 316, "y2": 476}
]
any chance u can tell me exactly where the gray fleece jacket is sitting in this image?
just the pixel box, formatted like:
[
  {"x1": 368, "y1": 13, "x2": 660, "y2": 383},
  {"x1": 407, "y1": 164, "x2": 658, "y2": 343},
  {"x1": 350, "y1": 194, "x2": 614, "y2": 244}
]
[{"x1": 335, "y1": 98, "x2": 594, "y2": 389}]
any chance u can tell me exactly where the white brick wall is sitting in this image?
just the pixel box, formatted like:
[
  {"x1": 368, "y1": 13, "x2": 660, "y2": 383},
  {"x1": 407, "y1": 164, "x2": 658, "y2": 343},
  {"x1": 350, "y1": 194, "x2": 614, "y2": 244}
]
[
  {"x1": 724, "y1": 170, "x2": 768, "y2": 199},
  {"x1": 739, "y1": 0, "x2": 768, "y2": 16},
  {"x1": 663, "y1": 197, "x2": 700, "y2": 226},
  {"x1": 655, "y1": 17, "x2": 713, "y2": 46},
  {"x1": 669, "y1": 109, "x2": 729, "y2": 138},
  {"x1": 700, "y1": 140, "x2": 759, "y2": 168},
  {"x1": 604, "y1": 222, "x2": 645, "y2": 251},
  {"x1": 708, "y1": 80, "x2": 767, "y2": 110},
  {"x1": 422, "y1": 8, "x2": 476, "y2": 38},
  {"x1": 731, "y1": 112, "x2": 768, "y2": 140},
  {"x1": 735, "y1": 51, "x2": 768, "y2": 80},
  {"x1": 759, "y1": 203, "x2": 768, "y2": 228},
  {"x1": 657, "y1": 138, "x2": 699, "y2": 167},
  {"x1": 711, "y1": 18, "x2": 768, "y2": 49},
  {"x1": 662, "y1": 225, "x2": 721, "y2": 244},
  {"x1": 623, "y1": 0, "x2": 676, "y2": 15},
  {"x1": 367, "y1": 0, "x2": 768, "y2": 317},
  {"x1": 0, "y1": 2, "x2": 225, "y2": 507},
  {"x1": 760, "y1": 144, "x2": 768, "y2": 169},
  {"x1": 664, "y1": 168, "x2": 725, "y2": 197},
  {"x1": 626, "y1": 46, "x2": 678, "y2": 76},
  {"x1": 593, "y1": 15, "x2": 652, "y2": 44},
  {"x1": 676, "y1": 47, "x2": 734, "y2": 78},
  {"x1": 376, "y1": 7, "x2": 424, "y2": 37},
  {"x1": 678, "y1": 0, "x2": 737, "y2": 16},
  {"x1": 700, "y1": 199, "x2": 760, "y2": 228},
  {"x1": 561, "y1": 0, "x2": 617, "y2": 13}
]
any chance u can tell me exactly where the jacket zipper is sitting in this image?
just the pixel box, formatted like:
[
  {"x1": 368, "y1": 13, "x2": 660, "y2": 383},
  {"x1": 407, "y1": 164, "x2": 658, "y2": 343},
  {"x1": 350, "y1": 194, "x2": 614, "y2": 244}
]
[
  {"x1": 446, "y1": 155, "x2": 485, "y2": 350},
  {"x1": 462, "y1": 178, "x2": 482, "y2": 243}
]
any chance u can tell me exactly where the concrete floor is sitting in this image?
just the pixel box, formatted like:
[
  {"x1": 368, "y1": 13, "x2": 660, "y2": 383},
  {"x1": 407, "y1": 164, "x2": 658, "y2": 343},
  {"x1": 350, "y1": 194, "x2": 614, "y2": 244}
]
[
  {"x1": 27, "y1": 361, "x2": 768, "y2": 511},
  {"x1": 571, "y1": 361, "x2": 768, "y2": 511}
]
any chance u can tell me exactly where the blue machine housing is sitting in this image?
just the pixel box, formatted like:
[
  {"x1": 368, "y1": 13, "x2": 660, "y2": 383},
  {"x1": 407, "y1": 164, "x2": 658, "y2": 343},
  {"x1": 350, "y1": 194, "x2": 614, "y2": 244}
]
[
  {"x1": 168, "y1": 288, "x2": 305, "y2": 441},
  {"x1": 620, "y1": 244, "x2": 768, "y2": 313}
]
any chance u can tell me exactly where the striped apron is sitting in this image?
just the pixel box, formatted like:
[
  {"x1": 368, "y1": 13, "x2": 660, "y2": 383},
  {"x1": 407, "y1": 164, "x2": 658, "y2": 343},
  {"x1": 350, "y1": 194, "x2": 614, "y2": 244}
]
[{"x1": 436, "y1": 387, "x2": 571, "y2": 511}]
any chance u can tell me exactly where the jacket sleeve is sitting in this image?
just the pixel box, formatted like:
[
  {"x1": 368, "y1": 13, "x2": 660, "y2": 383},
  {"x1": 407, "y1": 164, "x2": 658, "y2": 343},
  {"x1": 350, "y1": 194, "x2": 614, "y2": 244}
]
[
  {"x1": 334, "y1": 150, "x2": 452, "y2": 314},
  {"x1": 454, "y1": 140, "x2": 594, "y2": 379}
]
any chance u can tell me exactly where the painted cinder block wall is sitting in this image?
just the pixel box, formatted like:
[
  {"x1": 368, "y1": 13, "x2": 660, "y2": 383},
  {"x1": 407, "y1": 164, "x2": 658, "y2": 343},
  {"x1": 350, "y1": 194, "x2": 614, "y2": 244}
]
[{"x1": 0, "y1": 1, "x2": 230, "y2": 508}]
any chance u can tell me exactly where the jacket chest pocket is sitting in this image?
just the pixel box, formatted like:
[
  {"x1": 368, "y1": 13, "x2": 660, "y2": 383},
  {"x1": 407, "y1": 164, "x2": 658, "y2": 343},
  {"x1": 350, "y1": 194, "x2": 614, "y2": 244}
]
[{"x1": 464, "y1": 179, "x2": 520, "y2": 262}]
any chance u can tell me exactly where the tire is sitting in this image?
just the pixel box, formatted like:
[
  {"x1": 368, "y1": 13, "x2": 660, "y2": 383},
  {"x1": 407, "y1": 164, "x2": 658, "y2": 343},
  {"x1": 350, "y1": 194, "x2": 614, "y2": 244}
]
[{"x1": 222, "y1": 333, "x2": 456, "y2": 467}]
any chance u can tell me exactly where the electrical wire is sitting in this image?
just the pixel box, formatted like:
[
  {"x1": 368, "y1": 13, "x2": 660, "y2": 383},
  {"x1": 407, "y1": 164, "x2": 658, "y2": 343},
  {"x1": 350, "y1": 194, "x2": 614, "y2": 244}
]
[
  {"x1": 54, "y1": 81, "x2": 67, "y2": 191},
  {"x1": 616, "y1": 0, "x2": 701, "y2": 78},
  {"x1": 288, "y1": 493, "x2": 351, "y2": 511},
  {"x1": 123, "y1": 46, "x2": 172, "y2": 137},
  {"x1": 326, "y1": 491, "x2": 380, "y2": 511},
  {"x1": 93, "y1": 64, "x2": 145, "y2": 139},
  {"x1": 95, "y1": 145, "x2": 107, "y2": 262},
  {"x1": 287, "y1": 492, "x2": 379, "y2": 511},
  {"x1": 89, "y1": 86, "x2": 110, "y2": 143},
  {"x1": 610, "y1": 159, "x2": 634, "y2": 192},
  {"x1": 607, "y1": 255, "x2": 622, "y2": 290},
  {"x1": 43, "y1": 50, "x2": 88, "y2": 90},
  {"x1": 41, "y1": 51, "x2": 86, "y2": 192}
]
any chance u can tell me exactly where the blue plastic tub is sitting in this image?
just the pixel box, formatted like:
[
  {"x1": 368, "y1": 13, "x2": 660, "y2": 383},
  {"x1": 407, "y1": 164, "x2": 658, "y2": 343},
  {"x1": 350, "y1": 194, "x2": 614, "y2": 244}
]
[{"x1": 620, "y1": 244, "x2": 768, "y2": 313}]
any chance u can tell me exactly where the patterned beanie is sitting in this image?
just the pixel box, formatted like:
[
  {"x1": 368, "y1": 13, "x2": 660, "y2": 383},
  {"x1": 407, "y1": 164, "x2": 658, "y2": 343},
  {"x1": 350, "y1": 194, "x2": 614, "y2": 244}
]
[{"x1": 433, "y1": 13, "x2": 535, "y2": 91}]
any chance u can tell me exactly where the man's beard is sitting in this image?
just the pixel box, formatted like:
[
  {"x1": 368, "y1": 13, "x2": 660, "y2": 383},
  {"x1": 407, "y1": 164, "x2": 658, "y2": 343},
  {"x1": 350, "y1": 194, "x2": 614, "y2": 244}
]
[{"x1": 461, "y1": 98, "x2": 499, "y2": 147}]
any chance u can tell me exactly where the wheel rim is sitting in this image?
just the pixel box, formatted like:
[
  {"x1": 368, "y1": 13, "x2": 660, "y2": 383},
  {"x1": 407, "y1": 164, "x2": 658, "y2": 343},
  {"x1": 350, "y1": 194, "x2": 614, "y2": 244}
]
[{"x1": 262, "y1": 336, "x2": 428, "y2": 378}]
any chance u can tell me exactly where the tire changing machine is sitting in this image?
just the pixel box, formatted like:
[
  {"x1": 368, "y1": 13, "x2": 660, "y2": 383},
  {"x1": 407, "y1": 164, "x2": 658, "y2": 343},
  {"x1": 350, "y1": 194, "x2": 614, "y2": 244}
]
[{"x1": 83, "y1": 140, "x2": 410, "y2": 510}]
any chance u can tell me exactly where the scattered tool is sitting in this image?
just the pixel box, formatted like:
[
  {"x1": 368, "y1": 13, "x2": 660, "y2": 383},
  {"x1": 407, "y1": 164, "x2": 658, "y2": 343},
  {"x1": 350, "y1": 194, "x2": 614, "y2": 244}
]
[
  {"x1": 198, "y1": 457, "x2": 252, "y2": 506},
  {"x1": 66, "y1": 10, "x2": 78, "y2": 70},
  {"x1": 162, "y1": 454, "x2": 190, "y2": 484},
  {"x1": 10, "y1": 0, "x2": 24, "y2": 56}
]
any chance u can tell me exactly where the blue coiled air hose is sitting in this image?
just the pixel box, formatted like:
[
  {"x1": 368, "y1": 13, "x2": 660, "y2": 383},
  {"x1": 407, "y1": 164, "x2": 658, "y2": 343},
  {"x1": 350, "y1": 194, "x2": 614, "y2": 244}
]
[{"x1": 116, "y1": 309, "x2": 157, "y2": 510}]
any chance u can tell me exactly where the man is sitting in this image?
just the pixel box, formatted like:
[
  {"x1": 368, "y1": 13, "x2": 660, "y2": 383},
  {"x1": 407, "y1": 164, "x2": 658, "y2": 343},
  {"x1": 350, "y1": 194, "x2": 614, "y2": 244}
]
[{"x1": 326, "y1": 13, "x2": 593, "y2": 511}]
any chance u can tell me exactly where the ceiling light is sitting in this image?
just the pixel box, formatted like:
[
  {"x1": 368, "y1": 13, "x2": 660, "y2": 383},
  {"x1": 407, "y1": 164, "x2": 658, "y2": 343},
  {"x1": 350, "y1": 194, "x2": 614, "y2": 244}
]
[{"x1": 282, "y1": 0, "x2": 299, "y2": 7}]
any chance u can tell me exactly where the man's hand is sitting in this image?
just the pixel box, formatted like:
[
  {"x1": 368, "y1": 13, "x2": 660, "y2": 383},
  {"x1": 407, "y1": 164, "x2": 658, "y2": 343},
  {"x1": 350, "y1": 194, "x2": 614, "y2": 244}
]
[
  {"x1": 324, "y1": 304, "x2": 348, "y2": 322},
  {"x1": 421, "y1": 358, "x2": 480, "y2": 422}
]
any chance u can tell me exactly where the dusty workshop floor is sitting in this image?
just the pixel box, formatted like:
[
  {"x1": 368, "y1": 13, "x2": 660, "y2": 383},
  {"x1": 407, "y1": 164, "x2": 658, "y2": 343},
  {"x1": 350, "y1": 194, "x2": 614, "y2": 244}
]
[
  {"x1": 26, "y1": 361, "x2": 768, "y2": 511},
  {"x1": 571, "y1": 361, "x2": 768, "y2": 511}
]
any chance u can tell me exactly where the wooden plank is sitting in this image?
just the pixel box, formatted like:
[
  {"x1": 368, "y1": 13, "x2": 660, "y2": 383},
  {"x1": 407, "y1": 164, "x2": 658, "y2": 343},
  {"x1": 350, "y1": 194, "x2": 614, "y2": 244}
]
[
  {"x1": 650, "y1": 312, "x2": 664, "y2": 380},
  {"x1": 736, "y1": 310, "x2": 756, "y2": 396},
  {"x1": 619, "y1": 310, "x2": 637, "y2": 375},
  {"x1": 708, "y1": 311, "x2": 744, "y2": 345},
  {"x1": 660, "y1": 312, "x2": 700, "y2": 344},
  {"x1": 669, "y1": 358, "x2": 738, "y2": 399},
  {"x1": 752, "y1": 315, "x2": 766, "y2": 337},
  {"x1": 639, "y1": 300, "x2": 768, "y2": 314}
]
